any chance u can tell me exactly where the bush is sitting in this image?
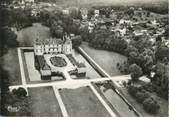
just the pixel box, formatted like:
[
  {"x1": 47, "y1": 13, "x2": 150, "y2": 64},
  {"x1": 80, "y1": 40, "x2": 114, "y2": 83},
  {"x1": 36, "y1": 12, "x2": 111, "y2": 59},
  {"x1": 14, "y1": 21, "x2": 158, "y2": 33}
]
[
  {"x1": 135, "y1": 91, "x2": 150, "y2": 103},
  {"x1": 143, "y1": 97, "x2": 160, "y2": 114},
  {"x1": 72, "y1": 35, "x2": 82, "y2": 48},
  {"x1": 12, "y1": 87, "x2": 27, "y2": 98},
  {"x1": 129, "y1": 64, "x2": 143, "y2": 81},
  {"x1": 128, "y1": 85, "x2": 138, "y2": 97},
  {"x1": 0, "y1": 28, "x2": 19, "y2": 48}
]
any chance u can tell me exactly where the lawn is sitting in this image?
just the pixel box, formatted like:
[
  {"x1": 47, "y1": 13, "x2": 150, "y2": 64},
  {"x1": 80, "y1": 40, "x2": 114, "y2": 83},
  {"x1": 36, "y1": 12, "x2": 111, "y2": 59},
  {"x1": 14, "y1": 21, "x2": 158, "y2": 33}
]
[
  {"x1": 80, "y1": 42, "x2": 127, "y2": 76},
  {"x1": 0, "y1": 48, "x2": 22, "y2": 85},
  {"x1": 59, "y1": 86, "x2": 111, "y2": 117},
  {"x1": 17, "y1": 23, "x2": 51, "y2": 47},
  {"x1": 119, "y1": 87, "x2": 167, "y2": 117},
  {"x1": 28, "y1": 87, "x2": 63, "y2": 117}
]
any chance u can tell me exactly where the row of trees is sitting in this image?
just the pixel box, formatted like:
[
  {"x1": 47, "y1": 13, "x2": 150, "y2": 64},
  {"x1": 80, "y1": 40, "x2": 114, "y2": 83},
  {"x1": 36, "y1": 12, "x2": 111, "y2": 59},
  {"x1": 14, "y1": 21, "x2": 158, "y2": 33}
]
[
  {"x1": 0, "y1": 27, "x2": 19, "y2": 57},
  {"x1": 128, "y1": 85, "x2": 160, "y2": 114},
  {"x1": 1, "y1": 8, "x2": 33, "y2": 30},
  {"x1": 151, "y1": 62, "x2": 168, "y2": 99},
  {"x1": 88, "y1": 29, "x2": 128, "y2": 55},
  {"x1": 39, "y1": 9, "x2": 83, "y2": 48},
  {"x1": 40, "y1": 9, "x2": 81, "y2": 38}
]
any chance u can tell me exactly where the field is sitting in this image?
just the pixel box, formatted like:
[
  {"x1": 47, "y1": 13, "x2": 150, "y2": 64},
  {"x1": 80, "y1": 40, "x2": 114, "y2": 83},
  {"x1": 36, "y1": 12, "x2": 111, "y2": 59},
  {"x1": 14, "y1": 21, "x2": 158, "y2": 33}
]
[
  {"x1": 59, "y1": 86, "x2": 111, "y2": 117},
  {"x1": 17, "y1": 23, "x2": 51, "y2": 47},
  {"x1": 80, "y1": 42, "x2": 127, "y2": 76},
  {"x1": 28, "y1": 87, "x2": 63, "y2": 117},
  {"x1": 0, "y1": 49, "x2": 22, "y2": 85}
]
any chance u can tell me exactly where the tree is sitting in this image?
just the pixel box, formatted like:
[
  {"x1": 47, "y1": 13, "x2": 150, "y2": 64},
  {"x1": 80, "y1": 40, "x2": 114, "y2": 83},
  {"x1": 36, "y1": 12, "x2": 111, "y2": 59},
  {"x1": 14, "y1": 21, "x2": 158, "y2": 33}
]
[
  {"x1": 143, "y1": 97, "x2": 160, "y2": 114},
  {"x1": 0, "y1": 28, "x2": 18, "y2": 48},
  {"x1": 155, "y1": 46, "x2": 169, "y2": 61},
  {"x1": 69, "y1": 8, "x2": 82, "y2": 20},
  {"x1": 14, "y1": 87, "x2": 27, "y2": 98},
  {"x1": 152, "y1": 62, "x2": 169, "y2": 99},
  {"x1": 125, "y1": 45, "x2": 138, "y2": 56},
  {"x1": 129, "y1": 64, "x2": 143, "y2": 81},
  {"x1": 72, "y1": 36, "x2": 82, "y2": 48},
  {"x1": 164, "y1": 25, "x2": 169, "y2": 37},
  {"x1": 69, "y1": 22, "x2": 81, "y2": 35},
  {"x1": 128, "y1": 85, "x2": 138, "y2": 97},
  {"x1": 128, "y1": 51, "x2": 139, "y2": 64},
  {"x1": 80, "y1": 26, "x2": 90, "y2": 41},
  {"x1": 125, "y1": 8, "x2": 134, "y2": 17},
  {"x1": 50, "y1": 22, "x2": 63, "y2": 38},
  {"x1": 87, "y1": 8, "x2": 94, "y2": 19},
  {"x1": 135, "y1": 91, "x2": 150, "y2": 103}
]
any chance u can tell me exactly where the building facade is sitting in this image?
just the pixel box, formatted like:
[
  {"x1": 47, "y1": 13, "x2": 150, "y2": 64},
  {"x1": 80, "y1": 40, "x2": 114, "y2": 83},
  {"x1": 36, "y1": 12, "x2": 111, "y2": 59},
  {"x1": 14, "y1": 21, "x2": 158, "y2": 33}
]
[{"x1": 34, "y1": 37, "x2": 72, "y2": 56}]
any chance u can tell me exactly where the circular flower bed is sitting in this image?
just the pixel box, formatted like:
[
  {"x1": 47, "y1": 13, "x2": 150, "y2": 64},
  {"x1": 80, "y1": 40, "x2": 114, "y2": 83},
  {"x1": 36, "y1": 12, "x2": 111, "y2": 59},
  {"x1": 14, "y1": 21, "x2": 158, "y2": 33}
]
[{"x1": 50, "y1": 56, "x2": 67, "y2": 67}]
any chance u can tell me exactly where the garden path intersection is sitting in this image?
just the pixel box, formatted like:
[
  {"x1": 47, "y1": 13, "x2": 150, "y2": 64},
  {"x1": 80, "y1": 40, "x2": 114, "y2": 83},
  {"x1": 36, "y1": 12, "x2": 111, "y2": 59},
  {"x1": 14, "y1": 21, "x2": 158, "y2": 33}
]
[{"x1": 9, "y1": 47, "x2": 140, "y2": 117}]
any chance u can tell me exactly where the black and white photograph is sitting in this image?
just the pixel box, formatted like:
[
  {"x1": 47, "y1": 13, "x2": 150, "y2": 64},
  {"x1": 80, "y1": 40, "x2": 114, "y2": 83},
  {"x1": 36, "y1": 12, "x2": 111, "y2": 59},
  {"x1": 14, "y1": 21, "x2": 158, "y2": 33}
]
[{"x1": 0, "y1": 0, "x2": 168, "y2": 117}]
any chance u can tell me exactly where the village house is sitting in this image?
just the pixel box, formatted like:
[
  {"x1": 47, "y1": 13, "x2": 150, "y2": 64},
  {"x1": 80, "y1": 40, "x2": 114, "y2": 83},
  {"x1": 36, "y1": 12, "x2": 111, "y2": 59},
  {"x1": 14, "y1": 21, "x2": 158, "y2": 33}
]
[
  {"x1": 88, "y1": 21, "x2": 95, "y2": 33},
  {"x1": 62, "y1": 8, "x2": 69, "y2": 15},
  {"x1": 81, "y1": 8, "x2": 88, "y2": 20},
  {"x1": 94, "y1": 10, "x2": 100, "y2": 18}
]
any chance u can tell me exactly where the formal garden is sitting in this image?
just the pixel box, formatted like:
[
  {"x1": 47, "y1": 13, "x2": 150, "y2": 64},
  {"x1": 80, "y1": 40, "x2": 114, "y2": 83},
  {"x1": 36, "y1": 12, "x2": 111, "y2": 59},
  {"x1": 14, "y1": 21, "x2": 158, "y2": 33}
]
[{"x1": 50, "y1": 56, "x2": 67, "y2": 67}]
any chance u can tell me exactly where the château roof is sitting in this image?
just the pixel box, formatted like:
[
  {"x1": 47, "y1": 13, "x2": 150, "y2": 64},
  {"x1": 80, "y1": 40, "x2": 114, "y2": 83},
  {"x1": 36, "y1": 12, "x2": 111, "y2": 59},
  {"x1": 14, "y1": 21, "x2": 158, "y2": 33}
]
[{"x1": 35, "y1": 38, "x2": 63, "y2": 45}]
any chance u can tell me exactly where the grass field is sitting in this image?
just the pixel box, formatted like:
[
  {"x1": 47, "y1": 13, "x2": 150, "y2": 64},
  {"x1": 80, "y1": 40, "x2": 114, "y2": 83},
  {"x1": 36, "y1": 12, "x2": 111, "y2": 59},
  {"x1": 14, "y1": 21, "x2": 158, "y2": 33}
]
[
  {"x1": 0, "y1": 49, "x2": 22, "y2": 85},
  {"x1": 17, "y1": 23, "x2": 51, "y2": 47},
  {"x1": 80, "y1": 42, "x2": 127, "y2": 76},
  {"x1": 59, "y1": 86, "x2": 111, "y2": 117},
  {"x1": 28, "y1": 87, "x2": 63, "y2": 117}
]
